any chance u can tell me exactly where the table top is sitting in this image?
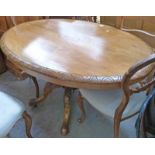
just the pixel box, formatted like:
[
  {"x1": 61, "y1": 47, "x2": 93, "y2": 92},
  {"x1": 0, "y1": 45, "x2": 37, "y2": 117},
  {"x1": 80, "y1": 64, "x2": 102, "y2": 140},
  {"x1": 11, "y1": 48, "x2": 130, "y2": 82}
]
[{"x1": 0, "y1": 19, "x2": 153, "y2": 89}]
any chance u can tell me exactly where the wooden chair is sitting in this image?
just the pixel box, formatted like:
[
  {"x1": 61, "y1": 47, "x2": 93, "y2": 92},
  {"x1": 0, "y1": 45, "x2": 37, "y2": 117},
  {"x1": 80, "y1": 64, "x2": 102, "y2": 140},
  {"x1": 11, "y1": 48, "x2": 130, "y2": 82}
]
[
  {"x1": 100, "y1": 16, "x2": 155, "y2": 49},
  {"x1": 5, "y1": 16, "x2": 44, "y2": 28},
  {"x1": 0, "y1": 91, "x2": 32, "y2": 137},
  {"x1": 116, "y1": 16, "x2": 155, "y2": 50},
  {"x1": 79, "y1": 54, "x2": 155, "y2": 137}
]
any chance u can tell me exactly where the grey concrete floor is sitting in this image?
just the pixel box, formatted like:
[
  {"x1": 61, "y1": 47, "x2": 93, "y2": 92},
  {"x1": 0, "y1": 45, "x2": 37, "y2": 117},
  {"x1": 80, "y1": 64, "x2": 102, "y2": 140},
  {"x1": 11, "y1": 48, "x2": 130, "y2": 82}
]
[{"x1": 0, "y1": 71, "x2": 138, "y2": 138}]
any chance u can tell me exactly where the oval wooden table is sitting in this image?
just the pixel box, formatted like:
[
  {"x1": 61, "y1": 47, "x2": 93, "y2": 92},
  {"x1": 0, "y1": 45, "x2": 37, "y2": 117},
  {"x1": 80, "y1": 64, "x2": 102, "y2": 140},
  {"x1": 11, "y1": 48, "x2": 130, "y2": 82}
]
[{"x1": 0, "y1": 19, "x2": 153, "y2": 135}]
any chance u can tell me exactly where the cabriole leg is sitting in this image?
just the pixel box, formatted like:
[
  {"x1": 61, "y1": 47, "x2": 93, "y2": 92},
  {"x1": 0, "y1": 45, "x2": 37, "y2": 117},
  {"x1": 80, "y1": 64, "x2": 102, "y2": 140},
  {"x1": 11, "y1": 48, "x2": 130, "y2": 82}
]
[
  {"x1": 29, "y1": 82, "x2": 60, "y2": 107},
  {"x1": 30, "y1": 76, "x2": 40, "y2": 98}
]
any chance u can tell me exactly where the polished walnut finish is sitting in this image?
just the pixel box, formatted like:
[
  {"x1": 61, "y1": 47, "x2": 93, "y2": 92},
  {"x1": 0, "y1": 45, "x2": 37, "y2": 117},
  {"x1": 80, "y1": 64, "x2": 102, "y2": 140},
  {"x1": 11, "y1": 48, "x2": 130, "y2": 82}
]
[{"x1": 0, "y1": 19, "x2": 153, "y2": 89}]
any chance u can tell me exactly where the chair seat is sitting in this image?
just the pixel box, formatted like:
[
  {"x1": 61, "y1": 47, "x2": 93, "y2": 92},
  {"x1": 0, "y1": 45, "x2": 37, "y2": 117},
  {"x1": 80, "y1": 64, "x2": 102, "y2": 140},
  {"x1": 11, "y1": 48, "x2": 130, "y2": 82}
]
[
  {"x1": 0, "y1": 92, "x2": 25, "y2": 137},
  {"x1": 80, "y1": 88, "x2": 146, "y2": 119}
]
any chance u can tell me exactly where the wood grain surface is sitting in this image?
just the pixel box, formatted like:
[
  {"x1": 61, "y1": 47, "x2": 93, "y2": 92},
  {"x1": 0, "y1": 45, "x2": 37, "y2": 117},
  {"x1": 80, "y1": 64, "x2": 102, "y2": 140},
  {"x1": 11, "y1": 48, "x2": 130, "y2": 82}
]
[{"x1": 0, "y1": 19, "x2": 153, "y2": 88}]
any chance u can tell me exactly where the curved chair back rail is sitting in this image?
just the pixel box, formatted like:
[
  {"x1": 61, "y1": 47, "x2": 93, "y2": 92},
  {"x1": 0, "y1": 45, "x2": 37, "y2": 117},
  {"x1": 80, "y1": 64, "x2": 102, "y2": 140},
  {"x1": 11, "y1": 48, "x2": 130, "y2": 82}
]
[
  {"x1": 114, "y1": 54, "x2": 155, "y2": 137},
  {"x1": 79, "y1": 54, "x2": 155, "y2": 137},
  {"x1": 116, "y1": 16, "x2": 155, "y2": 50}
]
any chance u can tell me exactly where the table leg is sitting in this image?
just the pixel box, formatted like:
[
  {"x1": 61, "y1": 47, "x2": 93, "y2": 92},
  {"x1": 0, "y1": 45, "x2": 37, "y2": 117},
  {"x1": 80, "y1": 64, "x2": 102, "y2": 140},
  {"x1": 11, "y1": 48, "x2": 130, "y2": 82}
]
[
  {"x1": 29, "y1": 76, "x2": 40, "y2": 98},
  {"x1": 61, "y1": 87, "x2": 72, "y2": 136},
  {"x1": 77, "y1": 91, "x2": 86, "y2": 123},
  {"x1": 29, "y1": 82, "x2": 60, "y2": 107}
]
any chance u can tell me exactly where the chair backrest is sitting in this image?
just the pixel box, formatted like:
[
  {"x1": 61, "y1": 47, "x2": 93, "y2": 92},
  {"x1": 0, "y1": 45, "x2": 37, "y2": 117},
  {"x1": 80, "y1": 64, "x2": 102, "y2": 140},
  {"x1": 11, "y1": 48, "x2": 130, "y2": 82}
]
[
  {"x1": 122, "y1": 54, "x2": 155, "y2": 96},
  {"x1": 116, "y1": 16, "x2": 155, "y2": 49},
  {"x1": 7, "y1": 16, "x2": 96, "y2": 28},
  {"x1": 117, "y1": 54, "x2": 155, "y2": 118},
  {"x1": 5, "y1": 16, "x2": 45, "y2": 28},
  {"x1": 0, "y1": 17, "x2": 8, "y2": 36},
  {"x1": 115, "y1": 54, "x2": 155, "y2": 123}
]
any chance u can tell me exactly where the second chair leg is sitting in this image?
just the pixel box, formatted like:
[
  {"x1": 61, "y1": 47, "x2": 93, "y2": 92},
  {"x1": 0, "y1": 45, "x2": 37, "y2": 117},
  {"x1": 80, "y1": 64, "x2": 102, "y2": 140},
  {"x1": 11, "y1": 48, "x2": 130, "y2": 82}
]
[
  {"x1": 23, "y1": 111, "x2": 32, "y2": 138},
  {"x1": 114, "y1": 95, "x2": 130, "y2": 138}
]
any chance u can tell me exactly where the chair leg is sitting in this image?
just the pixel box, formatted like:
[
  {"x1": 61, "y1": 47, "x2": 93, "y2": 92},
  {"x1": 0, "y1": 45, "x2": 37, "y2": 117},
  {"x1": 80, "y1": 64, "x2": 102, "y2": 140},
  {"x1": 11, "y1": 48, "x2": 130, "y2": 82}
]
[
  {"x1": 114, "y1": 95, "x2": 130, "y2": 138},
  {"x1": 77, "y1": 91, "x2": 86, "y2": 123},
  {"x1": 114, "y1": 113, "x2": 121, "y2": 138},
  {"x1": 22, "y1": 111, "x2": 32, "y2": 138}
]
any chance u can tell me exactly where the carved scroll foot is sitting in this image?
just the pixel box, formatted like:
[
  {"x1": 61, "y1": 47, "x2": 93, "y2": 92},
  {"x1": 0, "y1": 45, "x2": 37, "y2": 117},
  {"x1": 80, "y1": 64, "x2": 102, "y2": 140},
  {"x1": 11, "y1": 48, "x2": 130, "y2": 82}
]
[
  {"x1": 61, "y1": 87, "x2": 72, "y2": 136},
  {"x1": 77, "y1": 91, "x2": 85, "y2": 123},
  {"x1": 29, "y1": 82, "x2": 60, "y2": 107}
]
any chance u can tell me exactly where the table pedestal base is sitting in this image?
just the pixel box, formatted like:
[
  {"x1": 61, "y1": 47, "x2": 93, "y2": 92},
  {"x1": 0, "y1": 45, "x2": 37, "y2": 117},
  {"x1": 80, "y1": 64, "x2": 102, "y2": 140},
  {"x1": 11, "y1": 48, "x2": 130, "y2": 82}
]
[
  {"x1": 61, "y1": 88, "x2": 72, "y2": 135},
  {"x1": 29, "y1": 82, "x2": 75, "y2": 136}
]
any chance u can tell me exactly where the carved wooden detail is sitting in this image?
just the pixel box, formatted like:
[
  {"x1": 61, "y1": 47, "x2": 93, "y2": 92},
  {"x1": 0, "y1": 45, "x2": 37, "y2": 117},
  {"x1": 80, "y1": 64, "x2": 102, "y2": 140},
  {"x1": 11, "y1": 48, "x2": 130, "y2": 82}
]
[
  {"x1": 0, "y1": 18, "x2": 154, "y2": 137},
  {"x1": 6, "y1": 60, "x2": 28, "y2": 80},
  {"x1": 114, "y1": 54, "x2": 155, "y2": 137},
  {"x1": 6, "y1": 60, "x2": 40, "y2": 98},
  {"x1": 0, "y1": 19, "x2": 153, "y2": 89},
  {"x1": 29, "y1": 82, "x2": 60, "y2": 107},
  {"x1": 116, "y1": 16, "x2": 155, "y2": 50}
]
